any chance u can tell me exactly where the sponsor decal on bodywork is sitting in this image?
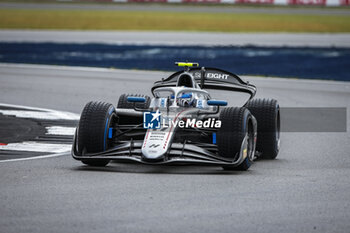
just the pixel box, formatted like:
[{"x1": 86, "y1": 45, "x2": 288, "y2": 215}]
[
  {"x1": 193, "y1": 71, "x2": 230, "y2": 80},
  {"x1": 206, "y1": 73, "x2": 229, "y2": 80}
]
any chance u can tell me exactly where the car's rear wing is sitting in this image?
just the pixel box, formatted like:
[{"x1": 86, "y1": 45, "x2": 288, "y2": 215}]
[{"x1": 152, "y1": 67, "x2": 257, "y2": 100}]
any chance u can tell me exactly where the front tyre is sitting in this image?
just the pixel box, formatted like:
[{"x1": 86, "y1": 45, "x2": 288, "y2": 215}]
[
  {"x1": 217, "y1": 107, "x2": 255, "y2": 171},
  {"x1": 246, "y1": 98, "x2": 280, "y2": 159},
  {"x1": 76, "y1": 101, "x2": 117, "y2": 166}
]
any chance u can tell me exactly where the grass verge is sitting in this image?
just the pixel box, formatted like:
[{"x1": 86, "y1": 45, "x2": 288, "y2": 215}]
[{"x1": 0, "y1": 9, "x2": 349, "y2": 32}]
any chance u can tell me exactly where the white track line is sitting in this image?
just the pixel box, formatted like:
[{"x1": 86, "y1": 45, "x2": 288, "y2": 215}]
[
  {"x1": 46, "y1": 126, "x2": 76, "y2": 135},
  {"x1": 0, "y1": 152, "x2": 69, "y2": 163},
  {"x1": 0, "y1": 103, "x2": 80, "y2": 120},
  {"x1": 0, "y1": 141, "x2": 72, "y2": 153},
  {"x1": 0, "y1": 109, "x2": 79, "y2": 120}
]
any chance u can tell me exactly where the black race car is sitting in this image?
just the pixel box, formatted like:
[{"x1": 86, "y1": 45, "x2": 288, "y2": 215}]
[{"x1": 72, "y1": 62, "x2": 280, "y2": 171}]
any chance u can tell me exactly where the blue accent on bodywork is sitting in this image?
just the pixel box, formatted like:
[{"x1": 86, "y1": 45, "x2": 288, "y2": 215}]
[
  {"x1": 108, "y1": 127, "x2": 113, "y2": 139},
  {"x1": 197, "y1": 100, "x2": 203, "y2": 109},
  {"x1": 103, "y1": 118, "x2": 109, "y2": 151},
  {"x1": 171, "y1": 93, "x2": 192, "y2": 99},
  {"x1": 207, "y1": 100, "x2": 227, "y2": 106},
  {"x1": 108, "y1": 107, "x2": 114, "y2": 115},
  {"x1": 246, "y1": 157, "x2": 250, "y2": 166},
  {"x1": 212, "y1": 133, "x2": 216, "y2": 144},
  {"x1": 161, "y1": 98, "x2": 165, "y2": 107},
  {"x1": 243, "y1": 111, "x2": 248, "y2": 132},
  {"x1": 179, "y1": 93, "x2": 192, "y2": 98},
  {"x1": 127, "y1": 96, "x2": 146, "y2": 103}
]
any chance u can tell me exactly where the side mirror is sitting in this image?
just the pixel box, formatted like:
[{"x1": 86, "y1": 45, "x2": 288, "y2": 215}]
[
  {"x1": 207, "y1": 100, "x2": 227, "y2": 106},
  {"x1": 127, "y1": 96, "x2": 146, "y2": 103}
]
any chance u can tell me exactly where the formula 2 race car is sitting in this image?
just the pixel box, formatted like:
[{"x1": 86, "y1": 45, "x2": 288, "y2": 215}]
[{"x1": 72, "y1": 62, "x2": 280, "y2": 171}]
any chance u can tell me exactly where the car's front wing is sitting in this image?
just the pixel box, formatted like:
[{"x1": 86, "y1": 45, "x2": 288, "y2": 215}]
[{"x1": 72, "y1": 139, "x2": 247, "y2": 167}]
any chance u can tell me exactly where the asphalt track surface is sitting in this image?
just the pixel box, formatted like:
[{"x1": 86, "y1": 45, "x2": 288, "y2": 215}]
[
  {"x1": 2, "y1": 30, "x2": 350, "y2": 47},
  {"x1": 1, "y1": 2, "x2": 350, "y2": 15},
  {"x1": 1, "y1": 63, "x2": 350, "y2": 233}
]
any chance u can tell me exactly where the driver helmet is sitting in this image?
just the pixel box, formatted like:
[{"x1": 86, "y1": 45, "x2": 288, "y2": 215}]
[{"x1": 177, "y1": 93, "x2": 195, "y2": 107}]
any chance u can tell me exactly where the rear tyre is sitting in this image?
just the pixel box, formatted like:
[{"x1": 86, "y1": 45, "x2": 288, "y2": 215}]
[
  {"x1": 117, "y1": 94, "x2": 151, "y2": 109},
  {"x1": 217, "y1": 107, "x2": 255, "y2": 171},
  {"x1": 76, "y1": 101, "x2": 117, "y2": 167},
  {"x1": 245, "y1": 98, "x2": 280, "y2": 159}
]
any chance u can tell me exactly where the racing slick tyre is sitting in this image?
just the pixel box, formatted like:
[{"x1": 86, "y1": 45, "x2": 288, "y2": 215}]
[
  {"x1": 218, "y1": 107, "x2": 255, "y2": 171},
  {"x1": 117, "y1": 94, "x2": 151, "y2": 109},
  {"x1": 76, "y1": 101, "x2": 117, "y2": 167},
  {"x1": 245, "y1": 98, "x2": 280, "y2": 159}
]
